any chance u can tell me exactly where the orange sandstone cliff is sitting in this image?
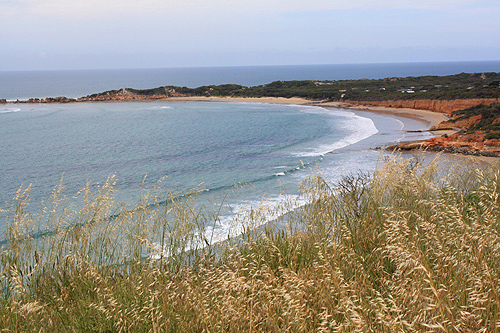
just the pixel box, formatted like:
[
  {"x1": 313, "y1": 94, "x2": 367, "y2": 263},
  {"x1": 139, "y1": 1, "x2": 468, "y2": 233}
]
[{"x1": 345, "y1": 99, "x2": 500, "y2": 114}]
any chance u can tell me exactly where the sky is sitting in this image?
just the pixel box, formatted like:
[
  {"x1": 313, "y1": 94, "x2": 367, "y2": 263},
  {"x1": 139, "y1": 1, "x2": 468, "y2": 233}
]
[{"x1": 1, "y1": 0, "x2": 499, "y2": 71}]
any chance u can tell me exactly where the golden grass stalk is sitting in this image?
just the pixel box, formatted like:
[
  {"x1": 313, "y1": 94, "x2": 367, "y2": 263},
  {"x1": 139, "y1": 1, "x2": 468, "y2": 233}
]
[{"x1": 1, "y1": 155, "x2": 499, "y2": 332}]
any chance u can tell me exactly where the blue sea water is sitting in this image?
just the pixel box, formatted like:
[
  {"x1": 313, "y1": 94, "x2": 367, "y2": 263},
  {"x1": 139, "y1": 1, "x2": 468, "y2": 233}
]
[{"x1": 0, "y1": 61, "x2": 497, "y2": 240}]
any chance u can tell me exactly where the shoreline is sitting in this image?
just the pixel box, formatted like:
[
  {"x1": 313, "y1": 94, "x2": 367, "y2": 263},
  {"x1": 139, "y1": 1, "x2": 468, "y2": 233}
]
[
  {"x1": 160, "y1": 96, "x2": 448, "y2": 129},
  {"x1": 4, "y1": 94, "x2": 447, "y2": 130},
  {"x1": 156, "y1": 96, "x2": 450, "y2": 145},
  {"x1": 5, "y1": 94, "x2": 448, "y2": 142},
  {"x1": 10, "y1": 94, "x2": 496, "y2": 158},
  {"x1": 316, "y1": 101, "x2": 448, "y2": 129}
]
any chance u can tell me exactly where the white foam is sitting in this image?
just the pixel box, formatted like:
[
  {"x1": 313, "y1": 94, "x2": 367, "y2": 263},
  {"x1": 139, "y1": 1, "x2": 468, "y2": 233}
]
[
  {"x1": 146, "y1": 105, "x2": 172, "y2": 110},
  {"x1": 150, "y1": 194, "x2": 308, "y2": 259},
  {"x1": 207, "y1": 194, "x2": 306, "y2": 242},
  {"x1": 390, "y1": 117, "x2": 407, "y2": 142},
  {"x1": 295, "y1": 108, "x2": 378, "y2": 157},
  {"x1": 0, "y1": 108, "x2": 21, "y2": 114},
  {"x1": 394, "y1": 118, "x2": 405, "y2": 131}
]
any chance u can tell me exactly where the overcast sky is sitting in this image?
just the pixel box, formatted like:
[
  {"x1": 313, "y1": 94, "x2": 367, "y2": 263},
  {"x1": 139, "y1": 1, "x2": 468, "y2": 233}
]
[{"x1": 1, "y1": 0, "x2": 499, "y2": 71}]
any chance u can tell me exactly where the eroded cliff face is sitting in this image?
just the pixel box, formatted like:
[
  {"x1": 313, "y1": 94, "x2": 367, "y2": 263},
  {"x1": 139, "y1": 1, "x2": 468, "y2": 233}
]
[
  {"x1": 429, "y1": 115, "x2": 482, "y2": 131},
  {"x1": 389, "y1": 132, "x2": 500, "y2": 157},
  {"x1": 345, "y1": 99, "x2": 500, "y2": 114}
]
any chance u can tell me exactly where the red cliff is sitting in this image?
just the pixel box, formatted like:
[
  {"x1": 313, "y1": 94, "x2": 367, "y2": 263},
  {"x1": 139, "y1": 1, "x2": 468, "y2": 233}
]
[{"x1": 345, "y1": 99, "x2": 500, "y2": 114}]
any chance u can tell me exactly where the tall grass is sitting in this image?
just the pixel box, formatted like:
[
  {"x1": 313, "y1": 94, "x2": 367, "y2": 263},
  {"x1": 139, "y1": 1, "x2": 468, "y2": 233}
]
[{"x1": 1, "y1": 155, "x2": 499, "y2": 332}]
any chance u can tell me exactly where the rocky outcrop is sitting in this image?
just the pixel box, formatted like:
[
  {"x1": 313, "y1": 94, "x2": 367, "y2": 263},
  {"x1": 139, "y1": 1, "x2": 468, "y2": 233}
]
[
  {"x1": 388, "y1": 131, "x2": 500, "y2": 157},
  {"x1": 388, "y1": 142, "x2": 499, "y2": 157},
  {"x1": 76, "y1": 88, "x2": 187, "y2": 102},
  {"x1": 429, "y1": 114, "x2": 482, "y2": 131},
  {"x1": 45, "y1": 96, "x2": 77, "y2": 103},
  {"x1": 346, "y1": 99, "x2": 500, "y2": 114},
  {"x1": 11, "y1": 96, "x2": 77, "y2": 104},
  {"x1": 3, "y1": 88, "x2": 186, "y2": 104}
]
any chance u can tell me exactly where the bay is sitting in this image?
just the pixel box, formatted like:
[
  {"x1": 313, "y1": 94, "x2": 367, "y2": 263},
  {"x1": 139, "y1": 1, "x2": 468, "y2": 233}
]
[{"x1": 1, "y1": 61, "x2": 483, "y2": 240}]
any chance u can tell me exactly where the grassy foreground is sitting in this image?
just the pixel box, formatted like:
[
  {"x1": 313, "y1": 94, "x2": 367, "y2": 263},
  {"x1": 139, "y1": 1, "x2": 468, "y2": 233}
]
[{"x1": 1, "y1": 155, "x2": 500, "y2": 332}]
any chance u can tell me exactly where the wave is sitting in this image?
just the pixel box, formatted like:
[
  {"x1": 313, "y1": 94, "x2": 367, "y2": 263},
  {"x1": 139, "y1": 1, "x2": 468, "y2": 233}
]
[
  {"x1": 144, "y1": 105, "x2": 172, "y2": 110},
  {"x1": 393, "y1": 118, "x2": 407, "y2": 142},
  {"x1": 153, "y1": 159, "x2": 320, "y2": 207},
  {"x1": 0, "y1": 108, "x2": 21, "y2": 114},
  {"x1": 150, "y1": 193, "x2": 308, "y2": 259},
  {"x1": 294, "y1": 108, "x2": 378, "y2": 157},
  {"x1": 212, "y1": 193, "x2": 307, "y2": 236}
]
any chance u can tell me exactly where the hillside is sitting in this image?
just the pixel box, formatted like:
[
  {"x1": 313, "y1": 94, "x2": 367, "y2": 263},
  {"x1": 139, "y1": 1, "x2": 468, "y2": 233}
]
[{"x1": 80, "y1": 72, "x2": 500, "y2": 102}]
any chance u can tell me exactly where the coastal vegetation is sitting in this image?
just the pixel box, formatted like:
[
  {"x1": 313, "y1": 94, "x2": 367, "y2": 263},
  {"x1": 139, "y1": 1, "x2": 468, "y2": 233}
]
[
  {"x1": 1, "y1": 155, "x2": 500, "y2": 332},
  {"x1": 2, "y1": 72, "x2": 499, "y2": 104},
  {"x1": 84, "y1": 72, "x2": 500, "y2": 101}
]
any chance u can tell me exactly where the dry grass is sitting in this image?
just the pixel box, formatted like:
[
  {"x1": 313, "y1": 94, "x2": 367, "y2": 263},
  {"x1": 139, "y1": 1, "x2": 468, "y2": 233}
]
[{"x1": 1, "y1": 155, "x2": 499, "y2": 332}]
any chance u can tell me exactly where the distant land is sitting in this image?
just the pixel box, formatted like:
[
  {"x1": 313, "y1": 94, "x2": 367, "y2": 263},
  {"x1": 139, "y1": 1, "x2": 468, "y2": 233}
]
[
  {"x1": 2, "y1": 72, "x2": 499, "y2": 104},
  {"x1": 2, "y1": 72, "x2": 500, "y2": 157}
]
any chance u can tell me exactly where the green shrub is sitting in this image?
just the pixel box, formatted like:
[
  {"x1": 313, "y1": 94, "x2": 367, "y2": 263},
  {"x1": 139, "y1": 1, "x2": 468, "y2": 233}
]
[{"x1": 485, "y1": 131, "x2": 500, "y2": 140}]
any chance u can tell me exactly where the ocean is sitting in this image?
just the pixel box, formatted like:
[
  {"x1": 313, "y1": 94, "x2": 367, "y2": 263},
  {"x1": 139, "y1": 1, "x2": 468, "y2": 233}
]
[{"x1": 1, "y1": 61, "x2": 499, "y2": 240}]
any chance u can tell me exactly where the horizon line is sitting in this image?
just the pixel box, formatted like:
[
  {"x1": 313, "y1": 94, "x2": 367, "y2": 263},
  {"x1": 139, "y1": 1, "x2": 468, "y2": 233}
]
[{"x1": 2, "y1": 59, "x2": 500, "y2": 73}]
